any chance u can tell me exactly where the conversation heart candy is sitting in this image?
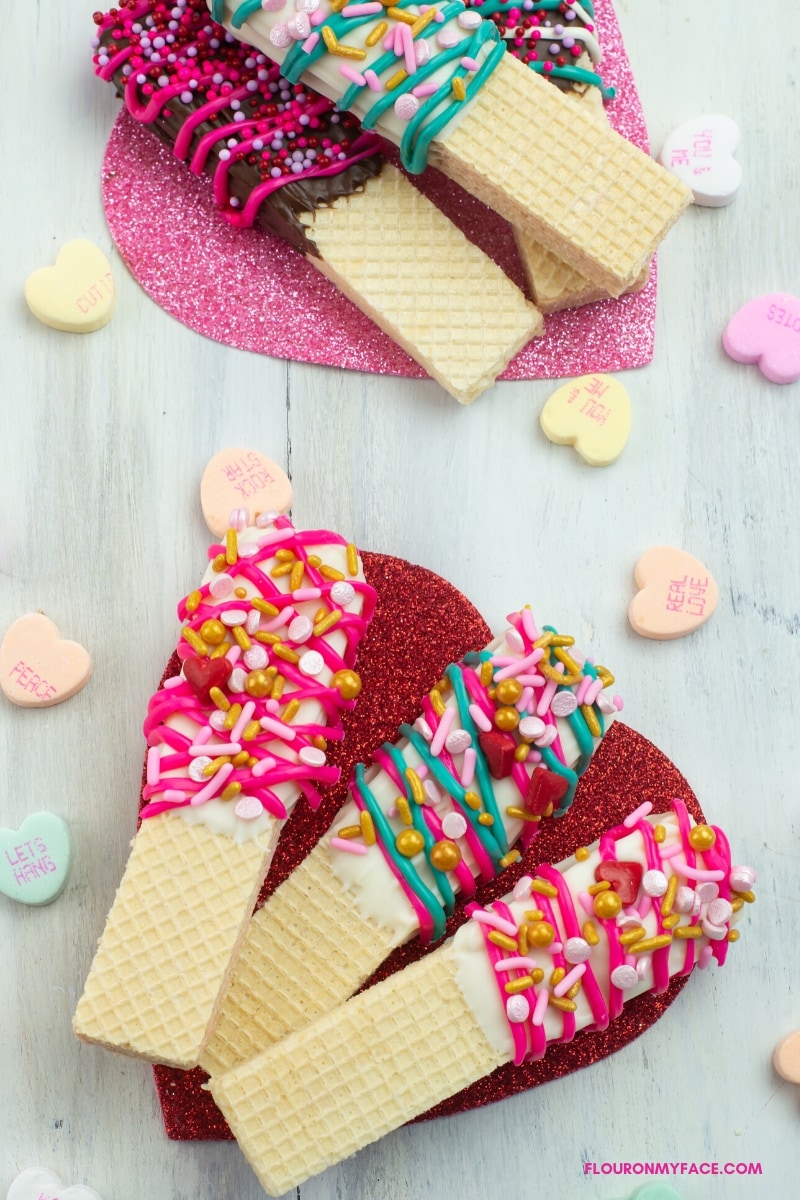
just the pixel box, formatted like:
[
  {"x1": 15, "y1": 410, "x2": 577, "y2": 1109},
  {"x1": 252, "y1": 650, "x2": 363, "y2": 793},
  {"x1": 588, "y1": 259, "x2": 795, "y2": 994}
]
[
  {"x1": 773, "y1": 1030, "x2": 800, "y2": 1085},
  {"x1": 658, "y1": 114, "x2": 741, "y2": 207},
  {"x1": 6, "y1": 1168, "x2": 101, "y2": 1200},
  {"x1": 200, "y1": 447, "x2": 293, "y2": 538},
  {"x1": 0, "y1": 614, "x2": 92, "y2": 707},
  {"x1": 24, "y1": 240, "x2": 114, "y2": 333},
  {"x1": 723, "y1": 294, "x2": 800, "y2": 384},
  {"x1": 540, "y1": 374, "x2": 631, "y2": 466},
  {"x1": 0, "y1": 814, "x2": 73, "y2": 907},
  {"x1": 628, "y1": 548, "x2": 718, "y2": 640}
]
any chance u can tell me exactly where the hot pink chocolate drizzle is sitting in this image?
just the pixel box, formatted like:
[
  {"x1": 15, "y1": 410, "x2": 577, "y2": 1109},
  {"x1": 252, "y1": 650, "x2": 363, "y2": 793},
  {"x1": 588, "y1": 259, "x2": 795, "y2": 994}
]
[{"x1": 140, "y1": 515, "x2": 376, "y2": 824}]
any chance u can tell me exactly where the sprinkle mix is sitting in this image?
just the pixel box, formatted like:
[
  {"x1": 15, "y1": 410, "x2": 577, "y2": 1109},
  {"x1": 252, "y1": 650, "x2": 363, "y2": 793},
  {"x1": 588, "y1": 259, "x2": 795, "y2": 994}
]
[
  {"x1": 468, "y1": 799, "x2": 756, "y2": 1064},
  {"x1": 330, "y1": 609, "x2": 621, "y2": 941},
  {"x1": 92, "y1": 0, "x2": 382, "y2": 224},
  {"x1": 140, "y1": 513, "x2": 376, "y2": 825}
]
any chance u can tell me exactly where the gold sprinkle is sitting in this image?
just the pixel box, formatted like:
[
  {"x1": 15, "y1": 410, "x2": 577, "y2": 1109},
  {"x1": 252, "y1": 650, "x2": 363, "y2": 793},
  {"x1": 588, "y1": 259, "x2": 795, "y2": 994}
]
[
  {"x1": 313, "y1": 606, "x2": 328, "y2": 625},
  {"x1": 185, "y1": 590, "x2": 202, "y2": 613},
  {"x1": 346, "y1": 543, "x2": 359, "y2": 576},
  {"x1": 396, "y1": 796, "x2": 413, "y2": 826},
  {"x1": 319, "y1": 564, "x2": 345, "y2": 582},
  {"x1": 313, "y1": 610, "x2": 342, "y2": 638},
  {"x1": 429, "y1": 688, "x2": 446, "y2": 717},
  {"x1": 553, "y1": 646, "x2": 582, "y2": 675},
  {"x1": 234, "y1": 586, "x2": 247, "y2": 599},
  {"x1": 531, "y1": 967, "x2": 545, "y2": 985},
  {"x1": 405, "y1": 768, "x2": 425, "y2": 805},
  {"x1": 480, "y1": 661, "x2": 493, "y2": 687},
  {"x1": 307, "y1": 555, "x2": 322, "y2": 569},
  {"x1": 436, "y1": 675, "x2": 451, "y2": 695},
  {"x1": 662, "y1": 914, "x2": 681, "y2": 930},
  {"x1": 582, "y1": 920, "x2": 600, "y2": 945},
  {"x1": 202, "y1": 756, "x2": 231, "y2": 777},
  {"x1": 661, "y1": 874, "x2": 679, "y2": 917},
  {"x1": 386, "y1": 5, "x2": 417, "y2": 21},
  {"x1": 385, "y1": 68, "x2": 408, "y2": 91},
  {"x1": 505, "y1": 975, "x2": 535, "y2": 995},
  {"x1": 727, "y1": 929, "x2": 740, "y2": 942},
  {"x1": 232, "y1": 625, "x2": 252, "y2": 651},
  {"x1": 255, "y1": 631, "x2": 281, "y2": 645},
  {"x1": 210, "y1": 641, "x2": 231, "y2": 659},
  {"x1": 273, "y1": 643, "x2": 300, "y2": 664},
  {"x1": 628, "y1": 934, "x2": 673, "y2": 955},
  {"x1": 211, "y1": 553, "x2": 227, "y2": 573},
  {"x1": 731, "y1": 896, "x2": 745, "y2": 913},
  {"x1": 289, "y1": 560, "x2": 305, "y2": 591},
  {"x1": 596, "y1": 666, "x2": 615, "y2": 687},
  {"x1": 223, "y1": 704, "x2": 242, "y2": 731},
  {"x1": 247, "y1": 756, "x2": 258, "y2": 768},
  {"x1": 181, "y1": 627, "x2": 208, "y2": 656},
  {"x1": 549, "y1": 996, "x2": 577, "y2": 1013},
  {"x1": 499, "y1": 849, "x2": 521, "y2": 869},
  {"x1": 581, "y1": 704, "x2": 602, "y2": 738},
  {"x1": 514, "y1": 743, "x2": 531, "y2": 763},
  {"x1": 518, "y1": 926, "x2": 529, "y2": 954},
  {"x1": 575, "y1": 846, "x2": 590, "y2": 861},
  {"x1": 242, "y1": 720, "x2": 261, "y2": 742},
  {"x1": 488, "y1": 931, "x2": 518, "y2": 952},
  {"x1": 252, "y1": 598, "x2": 279, "y2": 617},
  {"x1": 673, "y1": 925, "x2": 703, "y2": 940},
  {"x1": 463, "y1": 791, "x2": 482, "y2": 811},
  {"x1": 619, "y1": 925, "x2": 648, "y2": 946},
  {"x1": 550, "y1": 967, "x2": 565, "y2": 986},
  {"x1": 221, "y1": 782, "x2": 242, "y2": 801},
  {"x1": 271, "y1": 562, "x2": 293, "y2": 578},
  {"x1": 270, "y1": 674, "x2": 286, "y2": 701},
  {"x1": 566, "y1": 981, "x2": 582, "y2": 1000},
  {"x1": 365, "y1": 20, "x2": 387, "y2": 45},
  {"x1": 741, "y1": 890, "x2": 756, "y2": 904},
  {"x1": 530, "y1": 880, "x2": 559, "y2": 898},
  {"x1": 539, "y1": 662, "x2": 579, "y2": 685},
  {"x1": 360, "y1": 810, "x2": 376, "y2": 846},
  {"x1": 275, "y1": 549, "x2": 296, "y2": 562},
  {"x1": 282, "y1": 698, "x2": 300, "y2": 723},
  {"x1": 329, "y1": 0, "x2": 347, "y2": 9},
  {"x1": 225, "y1": 528, "x2": 238, "y2": 565},
  {"x1": 232, "y1": 751, "x2": 250, "y2": 766},
  {"x1": 312, "y1": 735, "x2": 327, "y2": 750},
  {"x1": 209, "y1": 687, "x2": 230, "y2": 711},
  {"x1": 587, "y1": 880, "x2": 611, "y2": 895},
  {"x1": 533, "y1": 632, "x2": 553, "y2": 649},
  {"x1": 337, "y1": 824, "x2": 362, "y2": 839},
  {"x1": 478, "y1": 813, "x2": 495, "y2": 826},
  {"x1": 451, "y1": 76, "x2": 466, "y2": 101},
  {"x1": 653, "y1": 824, "x2": 667, "y2": 844},
  {"x1": 506, "y1": 806, "x2": 540, "y2": 823},
  {"x1": 410, "y1": 6, "x2": 437, "y2": 35},
  {"x1": 549, "y1": 634, "x2": 575, "y2": 648},
  {"x1": 524, "y1": 909, "x2": 544, "y2": 922}
]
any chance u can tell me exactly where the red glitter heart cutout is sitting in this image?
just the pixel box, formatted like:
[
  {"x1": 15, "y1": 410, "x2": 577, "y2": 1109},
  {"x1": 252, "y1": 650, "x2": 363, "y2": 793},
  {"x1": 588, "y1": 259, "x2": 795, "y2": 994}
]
[{"x1": 148, "y1": 555, "x2": 704, "y2": 1139}]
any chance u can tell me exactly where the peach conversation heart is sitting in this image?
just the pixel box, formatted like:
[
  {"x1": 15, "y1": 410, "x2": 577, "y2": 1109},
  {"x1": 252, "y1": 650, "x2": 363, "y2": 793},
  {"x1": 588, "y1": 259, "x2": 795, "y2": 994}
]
[
  {"x1": 24, "y1": 239, "x2": 114, "y2": 333},
  {"x1": 723, "y1": 293, "x2": 800, "y2": 384},
  {"x1": 0, "y1": 613, "x2": 92, "y2": 707},
  {"x1": 659, "y1": 114, "x2": 741, "y2": 207},
  {"x1": 628, "y1": 548, "x2": 718, "y2": 640},
  {"x1": 6, "y1": 1167, "x2": 102, "y2": 1200},
  {"x1": 540, "y1": 374, "x2": 631, "y2": 466},
  {"x1": 200, "y1": 447, "x2": 292, "y2": 539},
  {"x1": 774, "y1": 1030, "x2": 800, "y2": 1085}
]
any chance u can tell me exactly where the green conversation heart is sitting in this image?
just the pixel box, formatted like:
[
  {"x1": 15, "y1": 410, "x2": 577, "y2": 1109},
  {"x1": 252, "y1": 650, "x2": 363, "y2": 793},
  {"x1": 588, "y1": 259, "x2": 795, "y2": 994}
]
[{"x1": 0, "y1": 812, "x2": 72, "y2": 906}]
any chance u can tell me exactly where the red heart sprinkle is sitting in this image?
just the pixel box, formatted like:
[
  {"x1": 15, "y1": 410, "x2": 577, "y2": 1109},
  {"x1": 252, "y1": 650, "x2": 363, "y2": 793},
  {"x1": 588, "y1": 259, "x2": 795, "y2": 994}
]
[
  {"x1": 594, "y1": 860, "x2": 644, "y2": 905},
  {"x1": 183, "y1": 655, "x2": 232, "y2": 700},
  {"x1": 526, "y1": 768, "x2": 570, "y2": 816},
  {"x1": 477, "y1": 730, "x2": 517, "y2": 779}
]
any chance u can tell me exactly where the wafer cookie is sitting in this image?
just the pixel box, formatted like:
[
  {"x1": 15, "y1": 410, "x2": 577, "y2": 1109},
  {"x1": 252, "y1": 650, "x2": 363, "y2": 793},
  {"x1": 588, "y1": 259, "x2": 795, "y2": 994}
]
[
  {"x1": 94, "y1": 1, "x2": 542, "y2": 404},
  {"x1": 211, "y1": 799, "x2": 755, "y2": 1194},
  {"x1": 201, "y1": 608, "x2": 618, "y2": 1074},
  {"x1": 212, "y1": 0, "x2": 691, "y2": 292},
  {"x1": 74, "y1": 515, "x2": 376, "y2": 1068}
]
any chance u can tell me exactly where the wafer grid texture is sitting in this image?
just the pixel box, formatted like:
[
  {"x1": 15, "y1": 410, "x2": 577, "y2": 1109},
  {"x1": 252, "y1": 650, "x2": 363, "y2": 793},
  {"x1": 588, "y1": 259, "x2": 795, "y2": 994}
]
[
  {"x1": 434, "y1": 54, "x2": 690, "y2": 295},
  {"x1": 305, "y1": 163, "x2": 543, "y2": 404},
  {"x1": 73, "y1": 814, "x2": 273, "y2": 1068},
  {"x1": 211, "y1": 942, "x2": 508, "y2": 1195},
  {"x1": 201, "y1": 840, "x2": 401, "y2": 1076}
]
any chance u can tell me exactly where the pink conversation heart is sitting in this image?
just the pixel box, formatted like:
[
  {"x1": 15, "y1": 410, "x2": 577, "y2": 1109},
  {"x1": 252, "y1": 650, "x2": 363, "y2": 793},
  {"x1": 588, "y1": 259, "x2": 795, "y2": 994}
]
[
  {"x1": 628, "y1": 547, "x2": 718, "y2": 641},
  {"x1": 723, "y1": 294, "x2": 800, "y2": 384}
]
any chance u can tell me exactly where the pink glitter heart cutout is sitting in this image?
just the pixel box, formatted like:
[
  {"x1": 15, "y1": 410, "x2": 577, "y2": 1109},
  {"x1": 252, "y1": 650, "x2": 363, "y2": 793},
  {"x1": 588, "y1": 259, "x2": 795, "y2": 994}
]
[
  {"x1": 723, "y1": 293, "x2": 800, "y2": 384},
  {"x1": 100, "y1": 0, "x2": 658, "y2": 382}
]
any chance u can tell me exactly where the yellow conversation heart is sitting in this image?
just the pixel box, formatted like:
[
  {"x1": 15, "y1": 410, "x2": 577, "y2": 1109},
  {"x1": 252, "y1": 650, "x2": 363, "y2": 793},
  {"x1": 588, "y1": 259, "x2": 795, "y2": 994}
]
[
  {"x1": 25, "y1": 239, "x2": 115, "y2": 333},
  {"x1": 540, "y1": 373, "x2": 631, "y2": 466}
]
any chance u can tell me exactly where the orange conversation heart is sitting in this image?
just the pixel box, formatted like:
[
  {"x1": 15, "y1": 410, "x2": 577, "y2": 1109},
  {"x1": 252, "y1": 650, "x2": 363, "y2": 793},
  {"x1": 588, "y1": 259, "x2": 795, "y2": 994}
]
[
  {"x1": 0, "y1": 613, "x2": 92, "y2": 707},
  {"x1": 628, "y1": 548, "x2": 718, "y2": 640},
  {"x1": 200, "y1": 448, "x2": 293, "y2": 539}
]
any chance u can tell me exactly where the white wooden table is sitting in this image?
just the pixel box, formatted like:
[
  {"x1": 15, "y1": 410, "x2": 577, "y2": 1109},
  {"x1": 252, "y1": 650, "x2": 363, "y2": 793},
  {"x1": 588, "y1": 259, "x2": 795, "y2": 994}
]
[{"x1": 1, "y1": 3, "x2": 798, "y2": 1198}]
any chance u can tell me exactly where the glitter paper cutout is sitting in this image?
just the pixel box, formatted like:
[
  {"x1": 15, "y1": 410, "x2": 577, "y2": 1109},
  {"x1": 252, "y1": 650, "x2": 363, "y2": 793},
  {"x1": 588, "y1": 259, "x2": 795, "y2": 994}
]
[
  {"x1": 151, "y1": 555, "x2": 703, "y2": 1139},
  {"x1": 101, "y1": 0, "x2": 658, "y2": 382}
]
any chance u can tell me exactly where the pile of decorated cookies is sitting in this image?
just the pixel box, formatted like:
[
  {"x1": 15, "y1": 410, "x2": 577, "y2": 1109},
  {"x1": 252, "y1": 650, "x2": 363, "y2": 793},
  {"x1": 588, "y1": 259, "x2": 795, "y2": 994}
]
[{"x1": 91, "y1": 0, "x2": 692, "y2": 403}]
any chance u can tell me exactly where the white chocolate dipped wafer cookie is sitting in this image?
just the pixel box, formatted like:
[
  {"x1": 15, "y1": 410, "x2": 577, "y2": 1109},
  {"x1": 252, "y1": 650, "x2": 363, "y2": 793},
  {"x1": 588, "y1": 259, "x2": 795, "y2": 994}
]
[
  {"x1": 210, "y1": 799, "x2": 755, "y2": 1194},
  {"x1": 202, "y1": 608, "x2": 619, "y2": 1074},
  {"x1": 74, "y1": 514, "x2": 376, "y2": 1069}
]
